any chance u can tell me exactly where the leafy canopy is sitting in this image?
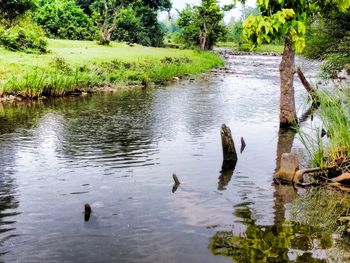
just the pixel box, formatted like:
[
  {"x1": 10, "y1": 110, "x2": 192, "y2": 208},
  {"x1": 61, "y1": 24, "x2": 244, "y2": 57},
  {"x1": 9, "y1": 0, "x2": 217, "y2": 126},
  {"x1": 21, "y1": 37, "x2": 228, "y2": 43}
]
[
  {"x1": 34, "y1": 0, "x2": 96, "y2": 40},
  {"x1": 0, "y1": 0, "x2": 33, "y2": 19},
  {"x1": 237, "y1": 0, "x2": 350, "y2": 52}
]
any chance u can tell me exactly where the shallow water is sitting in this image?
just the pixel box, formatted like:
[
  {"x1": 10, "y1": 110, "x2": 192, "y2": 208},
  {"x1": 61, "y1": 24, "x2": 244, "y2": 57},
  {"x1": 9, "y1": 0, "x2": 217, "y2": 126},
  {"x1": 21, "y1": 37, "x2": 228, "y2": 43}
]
[{"x1": 0, "y1": 54, "x2": 332, "y2": 262}]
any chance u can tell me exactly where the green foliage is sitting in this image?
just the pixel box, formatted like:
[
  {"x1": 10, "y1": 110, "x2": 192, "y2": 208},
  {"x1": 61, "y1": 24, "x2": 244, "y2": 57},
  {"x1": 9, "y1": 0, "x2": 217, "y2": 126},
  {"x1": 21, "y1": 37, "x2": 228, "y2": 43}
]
[
  {"x1": 91, "y1": 0, "x2": 171, "y2": 47},
  {"x1": 177, "y1": 0, "x2": 227, "y2": 50},
  {"x1": 297, "y1": 90, "x2": 350, "y2": 167},
  {"x1": 160, "y1": 18, "x2": 180, "y2": 34},
  {"x1": 239, "y1": 0, "x2": 350, "y2": 52},
  {"x1": 34, "y1": 0, "x2": 96, "y2": 40},
  {"x1": 112, "y1": 8, "x2": 144, "y2": 44},
  {"x1": 0, "y1": 0, "x2": 33, "y2": 19},
  {"x1": 304, "y1": 10, "x2": 350, "y2": 76},
  {"x1": 321, "y1": 54, "x2": 350, "y2": 78},
  {"x1": 0, "y1": 15, "x2": 47, "y2": 53},
  {"x1": 225, "y1": 20, "x2": 244, "y2": 43}
]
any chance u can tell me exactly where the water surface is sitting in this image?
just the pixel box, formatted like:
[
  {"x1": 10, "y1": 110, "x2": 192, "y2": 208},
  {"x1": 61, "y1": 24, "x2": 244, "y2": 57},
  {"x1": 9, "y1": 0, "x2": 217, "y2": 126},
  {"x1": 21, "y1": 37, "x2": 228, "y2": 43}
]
[{"x1": 0, "y1": 54, "x2": 331, "y2": 262}]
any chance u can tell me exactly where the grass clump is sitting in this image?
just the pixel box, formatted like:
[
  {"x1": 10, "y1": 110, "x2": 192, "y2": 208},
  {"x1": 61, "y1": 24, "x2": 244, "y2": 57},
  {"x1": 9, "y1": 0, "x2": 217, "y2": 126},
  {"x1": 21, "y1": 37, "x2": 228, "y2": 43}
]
[{"x1": 297, "y1": 89, "x2": 350, "y2": 168}]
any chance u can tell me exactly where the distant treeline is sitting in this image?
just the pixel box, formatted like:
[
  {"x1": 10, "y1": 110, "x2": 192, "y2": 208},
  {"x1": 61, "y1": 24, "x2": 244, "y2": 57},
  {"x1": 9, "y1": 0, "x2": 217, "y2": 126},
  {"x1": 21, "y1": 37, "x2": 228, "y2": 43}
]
[{"x1": 0, "y1": 0, "x2": 172, "y2": 52}]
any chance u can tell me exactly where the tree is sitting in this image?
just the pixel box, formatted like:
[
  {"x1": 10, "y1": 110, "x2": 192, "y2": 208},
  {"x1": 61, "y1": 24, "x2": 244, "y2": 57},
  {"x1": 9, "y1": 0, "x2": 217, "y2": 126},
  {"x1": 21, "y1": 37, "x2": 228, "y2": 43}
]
[
  {"x1": 112, "y1": 7, "x2": 144, "y2": 44},
  {"x1": 304, "y1": 9, "x2": 350, "y2": 77},
  {"x1": 239, "y1": 0, "x2": 350, "y2": 128},
  {"x1": 0, "y1": 0, "x2": 33, "y2": 19},
  {"x1": 177, "y1": 0, "x2": 227, "y2": 50},
  {"x1": 91, "y1": 0, "x2": 171, "y2": 46}
]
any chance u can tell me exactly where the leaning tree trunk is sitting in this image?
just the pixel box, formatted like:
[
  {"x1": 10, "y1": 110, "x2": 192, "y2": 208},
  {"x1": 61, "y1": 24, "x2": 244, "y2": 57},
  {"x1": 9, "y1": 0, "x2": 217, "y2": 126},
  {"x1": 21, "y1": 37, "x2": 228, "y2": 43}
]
[{"x1": 279, "y1": 35, "x2": 297, "y2": 128}]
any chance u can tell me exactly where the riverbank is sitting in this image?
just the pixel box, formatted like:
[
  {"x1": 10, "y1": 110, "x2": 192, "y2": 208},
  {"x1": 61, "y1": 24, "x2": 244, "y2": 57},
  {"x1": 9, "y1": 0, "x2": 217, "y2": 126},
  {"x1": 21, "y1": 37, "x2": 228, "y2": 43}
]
[
  {"x1": 0, "y1": 39, "x2": 224, "y2": 100},
  {"x1": 216, "y1": 42, "x2": 284, "y2": 55}
]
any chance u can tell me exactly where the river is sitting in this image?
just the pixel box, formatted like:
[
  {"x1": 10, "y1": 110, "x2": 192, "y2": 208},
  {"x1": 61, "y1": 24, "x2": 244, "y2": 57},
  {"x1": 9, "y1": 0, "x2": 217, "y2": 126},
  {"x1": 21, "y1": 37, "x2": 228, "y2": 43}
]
[{"x1": 0, "y1": 53, "x2": 339, "y2": 262}]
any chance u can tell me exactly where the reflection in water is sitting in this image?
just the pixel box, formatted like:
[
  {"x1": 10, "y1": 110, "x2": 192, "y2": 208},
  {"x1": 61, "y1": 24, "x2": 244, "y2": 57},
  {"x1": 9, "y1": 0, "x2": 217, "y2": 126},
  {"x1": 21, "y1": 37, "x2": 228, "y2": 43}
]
[
  {"x1": 218, "y1": 160, "x2": 237, "y2": 191},
  {"x1": 274, "y1": 128, "x2": 298, "y2": 225},
  {"x1": 0, "y1": 143, "x2": 19, "y2": 256},
  {"x1": 210, "y1": 129, "x2": 323, "y2": 262},
  {"x1": 0, "y1": 54, "x2": 328, "y2": 262},
  {"x1": 210, "y1": 203, "x2": 331, "y2": 262}
]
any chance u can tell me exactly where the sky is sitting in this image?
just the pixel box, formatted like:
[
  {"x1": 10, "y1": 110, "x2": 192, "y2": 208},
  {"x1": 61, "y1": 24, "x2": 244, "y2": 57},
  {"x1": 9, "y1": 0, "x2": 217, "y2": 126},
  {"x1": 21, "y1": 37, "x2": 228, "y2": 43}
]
[{"x1": 159, "y1": 0, "x2": 256, "y2": 23}]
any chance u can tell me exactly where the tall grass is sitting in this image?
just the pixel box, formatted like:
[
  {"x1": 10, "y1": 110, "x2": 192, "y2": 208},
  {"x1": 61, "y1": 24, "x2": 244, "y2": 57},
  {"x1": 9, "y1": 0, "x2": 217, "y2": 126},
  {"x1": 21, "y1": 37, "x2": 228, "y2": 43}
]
[{"x1": 297, "y1": 89, "x2": 350, "y2": 167}]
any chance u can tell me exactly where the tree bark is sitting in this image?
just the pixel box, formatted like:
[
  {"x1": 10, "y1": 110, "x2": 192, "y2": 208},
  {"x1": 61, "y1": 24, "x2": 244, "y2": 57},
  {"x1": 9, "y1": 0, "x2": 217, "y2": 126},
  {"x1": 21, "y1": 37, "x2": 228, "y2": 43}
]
[
  {"x1": 279, "y1": 35, "x2": 297, "y2": 128},
  {"x1": 221, "y1": 124, "x2": 237, "y2": 167}
]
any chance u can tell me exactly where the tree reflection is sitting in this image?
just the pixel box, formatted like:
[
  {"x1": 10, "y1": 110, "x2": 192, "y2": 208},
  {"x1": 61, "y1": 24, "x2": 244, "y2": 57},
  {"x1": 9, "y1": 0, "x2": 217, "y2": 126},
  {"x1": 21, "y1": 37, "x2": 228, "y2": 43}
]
[
  {"x1": 218, "y1": 160, "x2": 237, "y2": 191},
  {"x1": 209, "y1": 203, "x2": 331, "y2": 263},
  {"x1": 210, "y1": 128, "x2": 333, "y2": 262}
]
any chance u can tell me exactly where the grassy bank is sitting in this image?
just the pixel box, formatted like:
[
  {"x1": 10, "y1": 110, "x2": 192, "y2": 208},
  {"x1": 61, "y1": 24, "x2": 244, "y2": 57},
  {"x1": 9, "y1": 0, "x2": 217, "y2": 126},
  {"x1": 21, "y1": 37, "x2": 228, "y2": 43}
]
[
  {"x1": 0, "y1": 39, "x2": 224, "y2": 98},
  {"x1": 216, "y1": 42, "x2": 284, "y2": 54},
  {"x1": 297, "y1": 89, "x2": 350, "y2": 168}
]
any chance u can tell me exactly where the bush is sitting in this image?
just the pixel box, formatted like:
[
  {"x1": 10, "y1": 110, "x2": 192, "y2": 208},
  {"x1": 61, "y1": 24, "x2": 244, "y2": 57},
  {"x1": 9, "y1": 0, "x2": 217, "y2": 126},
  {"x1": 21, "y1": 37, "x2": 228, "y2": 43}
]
[
  {"x1": 0, "y1": 16, "x2": 48, "y2": 53},
  {"x1": 34, "y1": 0, "x2": 97, "y2": 40}
]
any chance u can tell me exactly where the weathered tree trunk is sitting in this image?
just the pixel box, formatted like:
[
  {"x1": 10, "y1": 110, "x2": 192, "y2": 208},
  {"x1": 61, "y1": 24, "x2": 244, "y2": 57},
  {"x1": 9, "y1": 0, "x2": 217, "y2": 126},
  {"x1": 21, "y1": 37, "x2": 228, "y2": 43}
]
[
  {"x1": 279, "y1": 35, "x2": 297, "y2": 128},
  {"x1": 221, "y1": 124, "x2": 237, "y2": 168},
  {"x1": 99, "y1": 0, "x2": 120, "y2": 45},
  {"x1": 199, "y1": 31, "x2": 207, "y2": 50}
]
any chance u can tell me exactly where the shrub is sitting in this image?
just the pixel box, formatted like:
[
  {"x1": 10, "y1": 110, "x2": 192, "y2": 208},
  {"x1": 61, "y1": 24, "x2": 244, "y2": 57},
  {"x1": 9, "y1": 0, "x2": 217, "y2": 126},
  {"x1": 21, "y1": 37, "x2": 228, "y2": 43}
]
[
  {"x1": 0, "y1": 16, "x2": 48, "y2": 53},
  {"x1": 34, "y1": 0, "x2": 97, "y2": 40}
]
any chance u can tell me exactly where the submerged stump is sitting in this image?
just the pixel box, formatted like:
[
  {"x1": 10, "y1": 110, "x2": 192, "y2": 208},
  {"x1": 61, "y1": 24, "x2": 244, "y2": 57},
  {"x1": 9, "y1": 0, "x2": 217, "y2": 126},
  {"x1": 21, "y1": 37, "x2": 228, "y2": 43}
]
[
  {"x1": 84, "y1": 203, "x2": 92, "y2": 222},
  {"x1": 275, "y1": 153, "x2": 299, "y2": 182},
  {"x1": 221, "y1": 124, "x2": 238, "y2": 169}
]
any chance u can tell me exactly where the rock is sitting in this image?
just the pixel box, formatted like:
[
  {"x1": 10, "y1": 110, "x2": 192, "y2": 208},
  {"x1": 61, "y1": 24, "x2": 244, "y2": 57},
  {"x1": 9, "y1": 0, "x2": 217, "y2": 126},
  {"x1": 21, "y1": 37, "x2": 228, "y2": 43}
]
[
  {"x1": 172, "y1": 77, "x2": 180, "y2": 82},
  {"x1": 275, "y1": 153, "x2": 299, "y2": 182},
  {"x1": 338, "y1": 69, "x2": 348, "y2": 80}
]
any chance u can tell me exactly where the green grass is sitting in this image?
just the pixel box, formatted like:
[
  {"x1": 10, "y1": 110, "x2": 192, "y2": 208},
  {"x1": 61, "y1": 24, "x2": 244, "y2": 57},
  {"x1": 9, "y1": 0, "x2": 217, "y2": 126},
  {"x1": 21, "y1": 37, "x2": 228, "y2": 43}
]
[
  {"x1": 216, "y1": 41, "x2": 284, "y2": 54},
  {"x1": 297, "y1": 90, "x2": 350, "y2": 168},
  {"x1": 0, "y1": 39, "x2": 224, "y2": 98}
]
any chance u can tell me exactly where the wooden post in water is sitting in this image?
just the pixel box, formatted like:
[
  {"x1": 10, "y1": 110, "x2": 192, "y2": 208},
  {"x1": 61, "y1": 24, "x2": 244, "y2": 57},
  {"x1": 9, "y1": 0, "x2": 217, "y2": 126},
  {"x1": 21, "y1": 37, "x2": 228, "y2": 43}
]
[
  {"x1": 84, "y1": 203, "x2": 92, "y2": 222},
  {"x1": 221, "y1": 124, "x2": 238, "y2": 168}
]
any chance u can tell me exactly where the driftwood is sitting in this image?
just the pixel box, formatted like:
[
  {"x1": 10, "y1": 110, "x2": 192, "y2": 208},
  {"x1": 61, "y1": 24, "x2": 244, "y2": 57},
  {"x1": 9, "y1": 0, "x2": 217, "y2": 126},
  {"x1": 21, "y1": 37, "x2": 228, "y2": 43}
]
[
  {"x1": 297, "y1": 68, "x2": 321, "y2": 124},
  {"x1": 172, "y1": 173, "x2": 180, "y2": 193},
  {"x1": 297, "y1": 67, "x2": 318, "y2": 101},
  {"x1": 293, "y1": 161, "x2": 350, "y2": 185},
  {"x1": 172, "y1": 173, "x2": 180, "y2": 185},
  {"x1": 298, "y1": 105, "x2": 314, "y2": 123}
]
